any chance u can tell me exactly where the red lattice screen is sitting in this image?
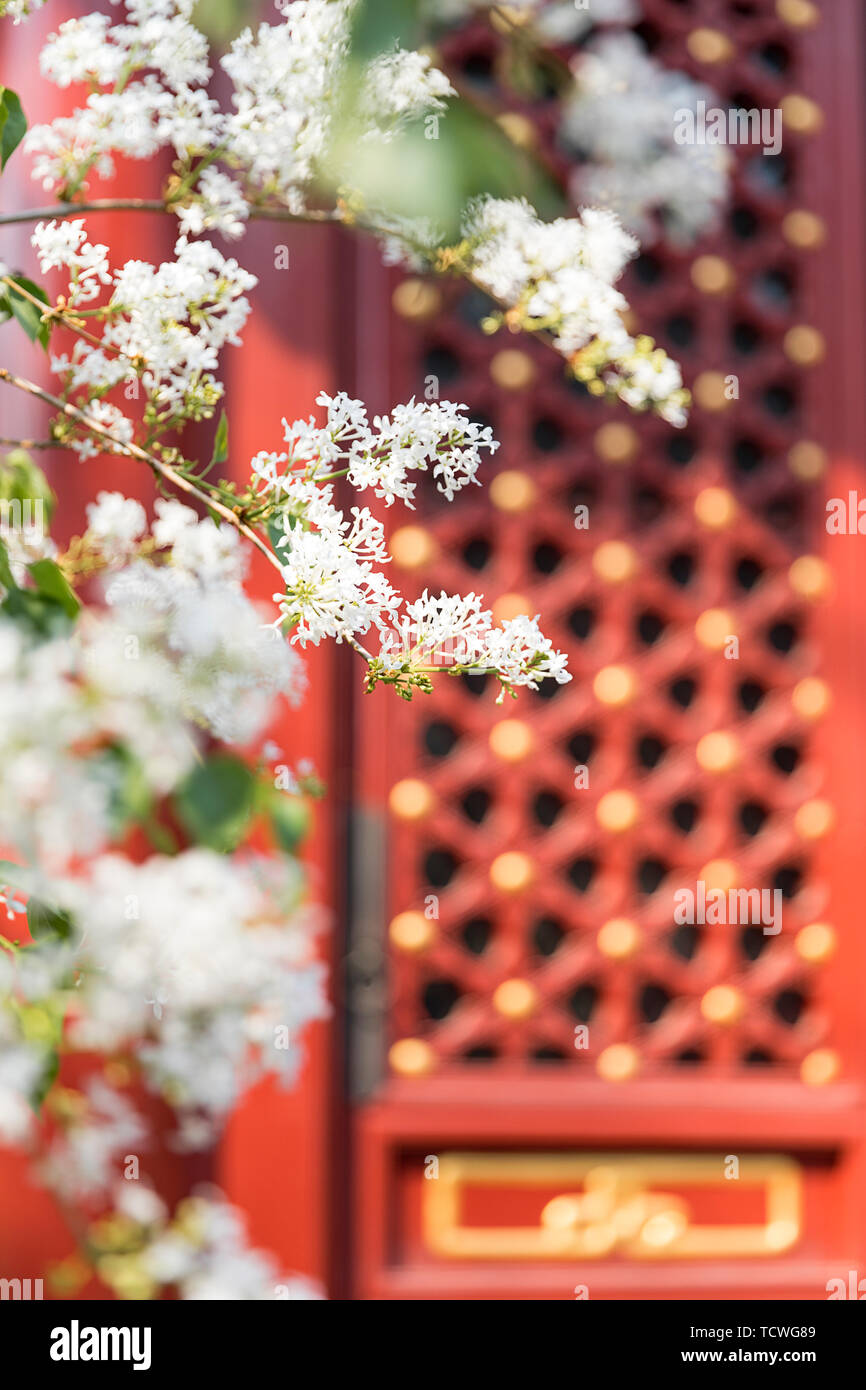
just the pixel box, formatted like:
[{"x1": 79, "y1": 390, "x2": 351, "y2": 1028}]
[{"x1": 348, "y1": 0, "x2": 866, "y2": 1300}]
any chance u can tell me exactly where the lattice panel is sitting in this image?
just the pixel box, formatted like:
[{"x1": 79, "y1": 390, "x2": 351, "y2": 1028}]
[{"x1": 381, "y1": 0, "x2": 836, "y2": 1085}]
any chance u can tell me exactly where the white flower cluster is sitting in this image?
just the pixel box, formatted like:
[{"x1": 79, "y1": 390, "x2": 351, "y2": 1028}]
[
  {"x1": 0, "y1": 512, "x2": 304, "y2": 872},
  {"x1": 40, "y1": 1080, "x2": 147, "y2": 1202},
  {"x1": 0, "y1": 0, "x2": 45, "y2": 23},
  {"x1": 248, "y1": 391, "x2": 570, "y2": 695},
  {"x1": 382, "y1": 590, "x2": 571, "y2": 695},
  {"x1": 361, "y1": 48, "x2": 455, "y2": 140},
  {"x1": 33, "y1": 221, "x2": 255, "y2": 443},
  {"x1": 0, "y1": 1008, "x2": 45, "y2": 1143},
  {"x1": 459, "y1": 197, "x2": 688, "y2": 424},
  {"x1": 561, "y1": 33, "x2": 731, "y2": 244},
  {"x1": 117, "y1": 1186, "x2": 324, "y2": 1300},
  {"x1": 55, "y1": 849, "x2": 325, "y2": 1118},
  {"x1": 25, "y1": 0, "x2": 456, "y2": 222},
  {"x1": 76, "y1": 494, "x2": 307, "y2": 742}
]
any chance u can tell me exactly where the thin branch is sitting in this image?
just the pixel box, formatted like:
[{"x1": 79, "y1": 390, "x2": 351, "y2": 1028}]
[
  {"x1": 0, "y1": 368, "x2": 375, "y2": 664},
  {"x1": 0, "y1": 199, "x2": 167, "y2": 227},
  {"x1": 0, "y1": 436, "x2": 56, "y2": 449},
  {"x1": 0, "y1": 367, "x2": 278, "y2": 570},
  {"x1": 0, "y1": 199, "x2": 338, "y2": 229}
]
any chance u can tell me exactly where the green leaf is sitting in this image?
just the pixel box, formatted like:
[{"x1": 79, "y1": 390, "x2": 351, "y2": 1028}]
[
  {"x1": 26, "y1": 897, "x2": 74, "y2": 943},
  {"x1": 0, "y1": 88, "x2": 26, "y2": 172},
  {"x1": 267, "y1": 793, "x2": 311, "y2": 853},
  {"x1": 210, "y1": 409, "x2": 229, "y2": 468},
  {"x1": 6, "y1": 276, "x2": 51, "y2": 351},
  {"x1": 89, "y1": 743, "x2": 153, "y2": 834},
  {"x1": 0, "y1": 536, "x2": 16, "y2": 593},
  {"x1": 175, "y1": 755, "x2": 256, "y2": 851},
  {"x1": 0, "y1": 448, "x2": 56, "y2": 521},
  {"x1": 1, "y1": 585, "x2": 76, "y2": 639},
  {"x1": 27, "y1": 558, "x2": 79, "y2": 617}
]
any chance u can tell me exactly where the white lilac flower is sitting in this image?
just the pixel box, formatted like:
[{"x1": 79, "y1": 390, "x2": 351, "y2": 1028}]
[
  {"x1": 96, "y1": 552, "x2": 307, "y2": 744},
  {"x1": 53, "y1": 850, "x2": 327, "y2": 1117},
  {"x1": 174, "y1": 167, "x2": 249, "y2": 241},
  {"x1": 85, "y1": 490, "x2": 147, "y2": 562},
  {"x1": 32, "y1": 224, "x2": 256, "y2": 428},
  {"x1": 273, "y1": 391, "x2": 498, "y2": 508},
  {"x1": 277, "y1": 525, "x2": 401, "y2": 648},
  {"x1": 382, "y1": 589, "x2": 572, "y2": 701},
  {"x1": 40, "y1": 1080, "x2": 147, "y2": 1201},
  {"x1": 562, "y1": 33, "x2": 731, "y2": 244},
  {"x1": 140, "y1": 1191, "x2": 325, "y2": 1300},
  {"x1": 0, "y1": 0, "x2": 46, "y2": 23},
  {"x1": 0, "y1": 1013, "x2": 46, "y2": 1144},
  {"x1": 32, "y1": 219, "x2": 112, "y2": 305},
  {"x1": 362, "y1": 48, "x2": 455, "y2": 140}
]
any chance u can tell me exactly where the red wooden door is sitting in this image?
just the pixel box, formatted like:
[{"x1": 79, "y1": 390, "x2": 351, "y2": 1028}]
[{"x1": 347, "y1": 0, "x2": 866, "y2": 1301}]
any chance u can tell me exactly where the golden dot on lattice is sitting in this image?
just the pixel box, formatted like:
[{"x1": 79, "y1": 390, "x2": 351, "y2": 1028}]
[
  {"x1": 696, "y1": 731, "x2": 740, "y2": 774},
  {"x1": 495, "y1": 111, "x2": 537, "y2": 149},
  {"x1": 777, "y1": 0, "x2": 820, "y2": 27},
  {"x1": 390, "y1": 524, "x2": 436, "y2": 569},
  {"x1": 788, "y1": 440, "x2": 827, "y2": 480},
  {"x1": 490, "y1": 470, "x2": 536, "y2": 513},
  {"x1": 782, "y1": 209, "x2": 825, "y2": 248},
  {"x1": 695, "y1": 607, "x2": 735, "y2": 650},
  {"x1": 490, "y1": 348, "x2": 535, "y2": 390},
  {"x1": 792, "y1": 677, "x2": 831, "y2": 720},
  {"x1": 693, "y1": 371, "x2": 731, "y2": 412},
  {"x1": 492, "y1": 592, "x2": 534, "y2": 624},
  {"x1": 489, "y1": 718, "x2": 534, "y2": 762},
  {"x1": 391, "y1": 278, "x2": 441, "y2": 321},
  {"x1": 795, "y1": 922, "x2": 836, "y2": 964},
  {"x1": 593, "y1": 665, "x2": 637, "y2": 707},
  {"x1": 701, "y1": 985, "x2": 744, "y2": 1025},
  {"x1": 389, "y1": 1038, "x2": 435, "y2": 1077},
  {"x1": 594, "y1": 422, "x2": 638, "y2": 464},
  {"x1": 784, "y1": 324, "x2": 825, "y2": 365},
  {"x1": 789, "y1": 555, "x2": 831, "y2": 600},
  {"x1": 801, "y1": 1049, "x2": 839, "y2": 1086},
  {"x1": 490, "y1": 850, "x2": 534, "y2": 893},
  {"x1": 596, "y1": 790, "x2": 640, "y2": 833},
  {"x1": 781, "y1": 93, "x2": 824, "y2": 134},
  {"x1": 389, "y1": 911, "x2": 436, "y2": 953},
  {"x1": 597, "y1": 918, "x2": 641, "y2": 960},
  {"x1": 794, "y1": 798, "x2": 834, "y2": 840},
  {"x1": 694, "y1": 486, "x2": 737, "y2": 529},
  {"x1": 700, "y1": 858, "x2": 738, "y2": 892},
  {"x1": 686, "y1": 27, "x2": 734, "y2": 63},
  {"x1": 592, "y1": 540, "x2": 638, "y2": 584},
  {"x1": 691, "y1": 256, "x2": 735, "y2": 294},
  {"x1": 389, "y1": 778, "x2": 435, "y2": 821},
  {"x1": 596, "y1": 1044, "x2": 639, "y2": 1082},
  {"x1": 493, "y1": 978, "x2": 538, "y2": 1020}
]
